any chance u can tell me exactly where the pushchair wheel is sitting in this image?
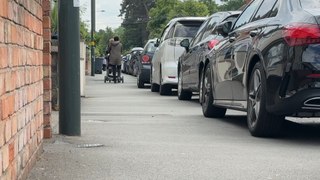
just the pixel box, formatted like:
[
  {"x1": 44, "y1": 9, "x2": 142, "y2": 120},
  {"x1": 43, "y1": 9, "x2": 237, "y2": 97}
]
[{"x1": 104, "y1": 76, "x2": 107, "y2": 83}]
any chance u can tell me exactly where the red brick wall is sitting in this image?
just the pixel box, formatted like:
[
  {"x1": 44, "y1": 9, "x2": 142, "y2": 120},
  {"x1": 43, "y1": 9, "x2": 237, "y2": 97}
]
[{"x1": 0, "y1": 0, "x2": 46, "y2": 179}]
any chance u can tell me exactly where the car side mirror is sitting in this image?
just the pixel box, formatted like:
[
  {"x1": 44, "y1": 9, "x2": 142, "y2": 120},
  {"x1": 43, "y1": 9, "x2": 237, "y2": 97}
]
[
  {"x1": 155, "y1": 39, "x2": 160, "y2": 47},
  {"x1": 180, "y1": 39, "x2": 190, "y2": 52},
  {"x1": 216, "y1": 21, "x2": 233, "y2": 37}
]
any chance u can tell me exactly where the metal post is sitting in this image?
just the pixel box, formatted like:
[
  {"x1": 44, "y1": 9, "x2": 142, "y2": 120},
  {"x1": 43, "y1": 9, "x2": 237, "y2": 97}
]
[
  {"x1": 58, "y1": 0, "x2": 81, "y2": 136},
  {"x1": 90, "y1": 0, "x2": 96, "y2": 76}
]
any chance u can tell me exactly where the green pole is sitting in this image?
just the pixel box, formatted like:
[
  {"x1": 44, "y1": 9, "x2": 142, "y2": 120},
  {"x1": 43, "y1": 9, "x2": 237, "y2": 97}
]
[
  {"x1": 90, "y1": 0, "x2": 95, "y2": 76},
  {"x1": 58, "y1": 0, "x2": 81, "y2": 136}
]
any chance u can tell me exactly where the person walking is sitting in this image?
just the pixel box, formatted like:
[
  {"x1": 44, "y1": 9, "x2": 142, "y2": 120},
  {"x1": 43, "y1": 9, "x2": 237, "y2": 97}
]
[{"x1": 108, "y1": 36, "x2": 123, "y2": 83}]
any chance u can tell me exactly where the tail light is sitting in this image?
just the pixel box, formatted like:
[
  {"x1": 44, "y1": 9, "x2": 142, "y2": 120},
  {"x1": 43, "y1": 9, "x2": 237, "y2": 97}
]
[
  {"x1": 208, "y1": 39, "x2": 220, "y2": 50},
  {"x1": 307, "y1": 74, "x2": 320, "y2": 79},
  {"x1": 283, "y1": 23, "x2": 320, "y2": 46},
  {"x1": 141, "y1": 55, "x2": 150, "y2": 64}
]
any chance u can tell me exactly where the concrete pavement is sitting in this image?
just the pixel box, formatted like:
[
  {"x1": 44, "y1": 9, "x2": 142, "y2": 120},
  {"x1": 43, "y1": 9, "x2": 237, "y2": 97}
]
[{"x1": 28, "y1": 74, "x2": 320, "y2": 180}]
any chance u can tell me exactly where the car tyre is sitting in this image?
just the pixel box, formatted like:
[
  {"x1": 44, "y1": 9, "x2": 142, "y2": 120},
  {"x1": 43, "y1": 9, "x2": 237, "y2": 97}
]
[
  {"x1": 178, "y1": 70, "x2": 192, "y2": 100},
  {"x1": 201, "y1": 64, "x2": 226, "y2": 118},
  {"x1": 150, "y1": 74, "x2": 159, "y2": 92},
  {"x1": 247, "y1": 62, "x2": 284, "y2": 137},
  {"x1": 137, "y1": 73, "x2": 144, "y2": 88},
  {"x1": 159, "y1": 70, "x2": 172, "y2": 95}
]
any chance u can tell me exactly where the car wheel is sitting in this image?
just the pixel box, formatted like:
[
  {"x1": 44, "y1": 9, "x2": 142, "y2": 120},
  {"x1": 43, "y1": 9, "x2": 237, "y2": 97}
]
[
  {"x1": 137, "y1": 73, "x2": 144, "y2": 88},
  {"x1": 201, "y1": 63, "x2": 226, "y2": 118},
  {"x1": 178, "y1": 70, "x2": 192, "y2": 100},
  {"x1": 159, "y1": 69, "x2": 172, "y2": 95},
  {"x1": 247, "y1": 62, "x2": 283, "y2": 137}
]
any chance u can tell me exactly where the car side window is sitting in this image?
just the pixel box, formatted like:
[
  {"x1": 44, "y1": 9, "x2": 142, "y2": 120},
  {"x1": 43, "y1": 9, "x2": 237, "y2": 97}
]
[
  {"x1": 233, "y1": 0, "x2": 262, "y2": 30},
  {"x1": 202, "y1": 16, "x2": 220, "y2": 39},
  {"x1": 269, "y1": 0, "x2": 280, "y2": 17},
  {"x1": 160, "y1": 26, "x2": 169, "y2": 42},
  {"x1": 190, "y1": 19, "x2": 210, "y2": 47},
  {"x1": 252, "y1": 0, "x2": 278, "y2": 21},
  {"x1": 165, "y1": 25, "x2": 175, "y2": 40}
]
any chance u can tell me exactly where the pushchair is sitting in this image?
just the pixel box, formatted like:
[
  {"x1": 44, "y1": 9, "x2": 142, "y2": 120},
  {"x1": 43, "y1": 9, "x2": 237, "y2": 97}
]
[{"x1": 104, "y1": 64, "x2": 124, "y2": 83}]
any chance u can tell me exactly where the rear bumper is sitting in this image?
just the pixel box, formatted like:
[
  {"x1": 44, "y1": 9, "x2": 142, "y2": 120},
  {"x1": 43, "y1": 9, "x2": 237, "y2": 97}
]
[
  {"x1": 139, "y1": 65, "x2": 151, "y2": 83},
  {"x1": 267, "y1": 88, "x2": 320, "y2": 117}
]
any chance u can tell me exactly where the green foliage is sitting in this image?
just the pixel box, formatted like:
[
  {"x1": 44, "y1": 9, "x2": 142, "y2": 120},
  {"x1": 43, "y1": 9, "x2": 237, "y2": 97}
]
[
  {"x1": 120, "y1": 0, "x2": 155, "y2": 51},
  {"x1": 95, "y1": 27, "x2": 114, "y2": 57},
  {"x1": 219, "y1": 0, "x2": 245, "y2": 11},
  {"x1": 51, "y1": 1, "x2": 58, "y2": 35},
  {"x1": 199, "y1": 0, "x2": 219, "y2": 14},
  {"x1": 147, "y1": 0, "x2": 209, "y2": 39}
]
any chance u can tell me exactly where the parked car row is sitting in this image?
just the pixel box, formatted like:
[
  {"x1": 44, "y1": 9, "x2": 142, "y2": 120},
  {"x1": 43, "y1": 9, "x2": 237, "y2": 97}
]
[
  {"x1": 126, "y1": 0, "x2": 320, "y2": 138},
  {"x1": 122, "y1": 47, "x2": 144, "y2": 76}
]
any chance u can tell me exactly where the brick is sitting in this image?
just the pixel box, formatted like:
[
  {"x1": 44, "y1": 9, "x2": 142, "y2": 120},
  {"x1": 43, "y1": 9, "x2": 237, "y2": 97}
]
[
  {"x1": 11, "y1": 115, "x2": 17, "y2": 136},
  {"x1": 43, "y1": 127, "x2": 51, "y2": 139},
  {"x1": 0, "y1": 73, "x2": 5, "y2": 96},
  {"x1": 0, "y1": 0, "x2": 8, "y2": 18},
  {"x1": 2, "y1": 144, "x2": 9, "y2": 171},
  {"x1": 5, "y1": 119, "x2": 12, "y2": 142},
  {"x1": 42, "y1": 16, "x2": 50, "y2": 29},
  {"x1": 43, "y1": 102, "x2": 51, "y2": 115},
  {"x1": 43, "y1": 41, "x2": 50, "y2": 53},
  {"x1": 1, "y1": 96, "x2": 9, "y2": 120},
  {"x1": 43, "y1": 29, "x2": 51, "y2": 42},
  {"x1": 9, "y1": 141, "x2": 14, "y2": 163},
  {"x1": 0, "y1": 47, "x2": 8, "y2": 68},
  {"x1": 0, "y1": 121, "x2": 4, "y2": 146},
  {"x1": 43, "y1": 91, "x2": 51, "y2": 102},
  {"x1": 43, "y1": 78, "x2": 51, "y2": 90},
  {"x1": 0, "y1": 18, "x2": 4, "y2": 42},
  {"x1": 43, "y1": 53, "x2": 51, "y2": 65},
  {"x1": 18, "y1": 131, "x2": 23, "y2": 152}
]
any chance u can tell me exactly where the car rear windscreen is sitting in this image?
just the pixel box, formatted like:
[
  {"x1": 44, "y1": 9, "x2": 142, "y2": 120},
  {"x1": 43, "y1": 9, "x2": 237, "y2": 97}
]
[
  {"x1": 174, "y1": 21, "x2": 204, "y2": 38},
  {"x1": 146, "y1": 42, "x2": 157, "y2": 53},
  {"x1": 300, "y1": 0, "x2": 320, "y2": 8}
]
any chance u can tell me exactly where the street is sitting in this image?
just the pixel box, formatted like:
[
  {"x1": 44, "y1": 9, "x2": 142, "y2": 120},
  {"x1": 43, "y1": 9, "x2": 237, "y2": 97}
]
[{"x1": 29, "y1": 74, "x2": 320, "y2": 180}]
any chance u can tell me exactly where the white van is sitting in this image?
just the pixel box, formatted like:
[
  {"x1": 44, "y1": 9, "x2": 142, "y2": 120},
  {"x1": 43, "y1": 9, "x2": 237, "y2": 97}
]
[{"x1": 151, "y1": 17, "x2": 206, "y2": 95}]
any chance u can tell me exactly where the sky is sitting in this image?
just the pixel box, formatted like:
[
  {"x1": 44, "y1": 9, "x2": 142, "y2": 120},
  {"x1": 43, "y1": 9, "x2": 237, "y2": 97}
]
[
  {"x1": 80, "y1": 0, "x2": 123, "y2": 30},
  {"x1": 80, "y1": 0, "x2": 223, "y2": 31}
]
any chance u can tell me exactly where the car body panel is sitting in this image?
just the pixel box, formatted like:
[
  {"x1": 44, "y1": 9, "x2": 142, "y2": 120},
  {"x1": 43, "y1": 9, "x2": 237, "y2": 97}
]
[{"x1": 208, "y1": 0, "x2": 320, "y2": 117}]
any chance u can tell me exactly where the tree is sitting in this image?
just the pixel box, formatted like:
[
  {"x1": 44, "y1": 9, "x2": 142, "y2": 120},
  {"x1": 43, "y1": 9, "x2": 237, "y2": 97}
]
[
  {"x1": 120, "y1": 0, "x2": 155, "y2": 51},
  {"x1": 95, "y1": 27, "x2": 114, "y2": 57},
  {"x1": 199, "y1": 0, "x2": 219, "y2": 14},
  {"x1": 218, "y1": 0, "x2": 245, "y2": 11},
  {"x1": 147, "y1": 0, "x2": 209, "y2": 38}
]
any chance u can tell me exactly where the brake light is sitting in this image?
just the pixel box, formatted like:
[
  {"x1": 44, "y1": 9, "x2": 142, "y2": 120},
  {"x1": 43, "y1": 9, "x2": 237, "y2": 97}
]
[
  {"x1": 208, "y1": 39, "x2": 220, "y2": 50},
  {"x1": 307, "y1": 74, "x2": 320, "y2": 79},
  {"x1": 283, "y1": 23, "x2": 320, "y2": 46},
  {"x1": 141, "y1": 55, "x2": 150, "y2": 63}
]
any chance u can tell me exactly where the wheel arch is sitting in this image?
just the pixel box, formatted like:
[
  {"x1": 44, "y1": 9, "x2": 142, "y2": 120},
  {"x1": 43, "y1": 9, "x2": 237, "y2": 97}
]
[{"x1": 246, "y1": 54, "x2": 261, "y2": 89}]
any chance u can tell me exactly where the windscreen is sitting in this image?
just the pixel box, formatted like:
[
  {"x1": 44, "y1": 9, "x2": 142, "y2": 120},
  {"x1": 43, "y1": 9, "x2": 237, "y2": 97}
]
[
  {"x1": 146, "y1": 42, "x2": 157, "y2": 53},
  {"x1": 300, "y1": 0, "x2": 320, "y2": 8},
  {"x1": 174, "y1": 21, "x2": 203, "y2": 38}
]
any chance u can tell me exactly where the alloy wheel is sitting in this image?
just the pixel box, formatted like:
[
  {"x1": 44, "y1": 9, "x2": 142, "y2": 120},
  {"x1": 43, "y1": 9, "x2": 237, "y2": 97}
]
[{"x1": 248, "y1": 69, "x2": 262, "y2": 129}]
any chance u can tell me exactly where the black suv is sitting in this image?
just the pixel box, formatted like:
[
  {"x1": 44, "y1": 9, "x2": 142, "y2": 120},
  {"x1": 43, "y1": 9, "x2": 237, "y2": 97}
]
[
  {"x1": 201, "y1": 0, "x2": 320, "y2": 137},
  {"x1": 178, "y1": 11, "x2": 241, "y2": 100}
]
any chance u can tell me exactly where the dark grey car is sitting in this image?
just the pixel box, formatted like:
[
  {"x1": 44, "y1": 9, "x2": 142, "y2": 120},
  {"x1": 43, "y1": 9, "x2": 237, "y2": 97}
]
[{"x1": 178, "y1": 11, "x2": 241, "y2": 100}]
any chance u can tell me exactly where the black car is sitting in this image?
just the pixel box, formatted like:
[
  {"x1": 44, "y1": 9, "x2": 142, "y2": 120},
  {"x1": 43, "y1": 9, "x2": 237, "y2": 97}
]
[
  {"x1": 123, "y1": 53, "x2": 131, "y2": 74},
  {"x1": 136, "y1": 39, "x2": 157, "y2": 88},
  {"x1": 201, "y1": 0, "x2": 320, "y2": 137},
  {"x1": 178, "y1": 11, "x2": 241, "y2": 100},
  {"x1": 128, "y1": 47, "x2": 144, "y2": 76}
]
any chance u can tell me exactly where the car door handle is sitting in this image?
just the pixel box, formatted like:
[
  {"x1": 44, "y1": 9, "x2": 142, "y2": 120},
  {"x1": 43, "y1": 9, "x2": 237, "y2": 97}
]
[
  {"x1": 229, "y1": 37, "x2": 236, "y2": 43},
  {"x1": 250, "y1": 30, "x2": 258, "y2": 37}
]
